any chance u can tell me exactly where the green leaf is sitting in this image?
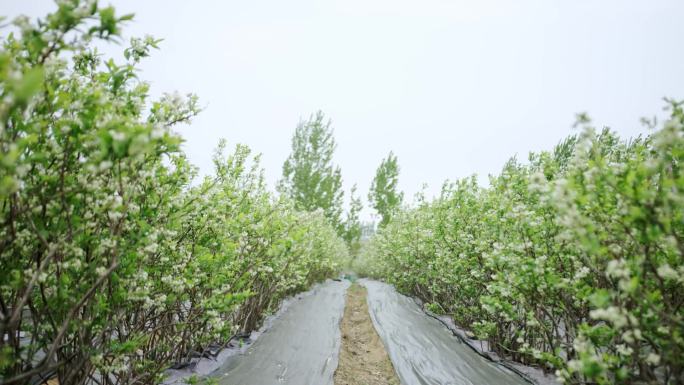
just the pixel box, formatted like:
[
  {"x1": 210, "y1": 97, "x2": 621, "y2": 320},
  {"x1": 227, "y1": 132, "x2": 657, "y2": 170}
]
[{"x1": 14, "y1": 67, "x2": 44, "y2": 104}]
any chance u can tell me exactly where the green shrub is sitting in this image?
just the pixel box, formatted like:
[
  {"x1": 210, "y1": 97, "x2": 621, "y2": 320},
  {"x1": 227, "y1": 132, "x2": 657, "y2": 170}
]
[
  {"x1": 0, "y1": 3, "x2": 346, "y2": 384},
  {"x1": 367, "y1": 104, "x2": 684, "y2": 384}
]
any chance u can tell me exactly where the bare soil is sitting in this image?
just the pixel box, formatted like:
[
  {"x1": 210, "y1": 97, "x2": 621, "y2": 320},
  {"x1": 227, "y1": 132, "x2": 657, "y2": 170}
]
[{"x1": 334, "y1": 283, "x2": 401, "y2": 385}]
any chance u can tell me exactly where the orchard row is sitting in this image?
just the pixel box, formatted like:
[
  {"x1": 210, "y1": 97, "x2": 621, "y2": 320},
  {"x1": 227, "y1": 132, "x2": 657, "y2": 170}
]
[
  {"x1": 361, "y1": 107, "x2": 684, "y2": 384},
  {"x1": 0, "y1": 3, "x2": 347, "y2": 384}
]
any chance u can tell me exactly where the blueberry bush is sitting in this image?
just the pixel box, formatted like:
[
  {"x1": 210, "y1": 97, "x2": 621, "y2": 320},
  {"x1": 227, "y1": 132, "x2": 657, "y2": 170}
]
[
  {"x1": 365, "y1": 107, "x2": 684, "y2": 384},
  {"x1": 0, "y1": 3, "x2": 345, "y2": 384}
]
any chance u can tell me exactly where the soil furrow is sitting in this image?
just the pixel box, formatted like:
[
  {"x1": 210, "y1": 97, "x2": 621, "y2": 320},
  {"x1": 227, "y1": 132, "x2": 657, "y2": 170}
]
[{"x1": 334, "y1": 283, "x2": 401, "y2": 385}]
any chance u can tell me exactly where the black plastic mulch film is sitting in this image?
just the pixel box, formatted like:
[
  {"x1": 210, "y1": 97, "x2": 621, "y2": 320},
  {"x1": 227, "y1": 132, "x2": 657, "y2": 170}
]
[{"x1": 213, "y1": 279, "x2": 529, "y2": 385}]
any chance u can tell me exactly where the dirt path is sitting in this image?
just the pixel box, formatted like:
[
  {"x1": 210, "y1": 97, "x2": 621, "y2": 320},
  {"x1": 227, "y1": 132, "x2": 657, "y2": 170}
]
[{"x1": 334, "y1": 283, "x2": 401, "y2": 385}]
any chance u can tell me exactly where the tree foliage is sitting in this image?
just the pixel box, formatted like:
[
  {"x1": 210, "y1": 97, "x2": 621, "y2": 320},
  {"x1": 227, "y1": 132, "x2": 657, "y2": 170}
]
[
  {"x1": 369, "y1": 151, "x2": 403, "y2": 227},
  {"x1": 0, "y1": 4, "x2": 346, "y2": 384},
  {"x1": 343, "y1": 184, "x2": 363, "y2": 257},
  {"x1": 365, "y1": 104, "x2": 684, "y2": 384},
  {"x1": 279, "y1": 111, "x2": 345, "y2": 235}
]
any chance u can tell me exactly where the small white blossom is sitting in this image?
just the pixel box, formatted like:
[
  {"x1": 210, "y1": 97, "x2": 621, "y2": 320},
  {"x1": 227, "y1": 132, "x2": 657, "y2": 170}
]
[
  {"x1": 590, "y1": 306, "x2": 628, "y2": 328},
  {"x1": 646, "y1": 353, "x2": 660, "y2": 365},
  {"x1": 657, "y1": 264, "x2": 679, "y2": 281}
]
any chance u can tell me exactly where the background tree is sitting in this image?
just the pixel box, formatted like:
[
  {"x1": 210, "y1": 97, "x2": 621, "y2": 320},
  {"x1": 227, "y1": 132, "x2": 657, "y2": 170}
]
[
  {"x1": 343, "y1": 184, "x2": 363, "y2": 257},
  {"x1": 279, "y1": 111, "x2": 344, "y2": 234},
  {"x1": 369, "y1": 151, "x2": 403, "y2": 227}
]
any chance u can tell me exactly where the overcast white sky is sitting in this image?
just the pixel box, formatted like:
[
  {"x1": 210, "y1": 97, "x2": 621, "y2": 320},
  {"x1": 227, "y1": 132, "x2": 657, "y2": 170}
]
[{"x1": 6, "y1": 0, "x2": 684, "y2": 220}]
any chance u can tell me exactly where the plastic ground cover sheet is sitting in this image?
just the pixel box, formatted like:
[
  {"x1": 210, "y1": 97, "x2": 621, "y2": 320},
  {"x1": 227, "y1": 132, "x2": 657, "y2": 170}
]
[
  {"x1": 360, "y1": 279, "x2": 530, "y2": 385},
  {"x1": 212, "y1": 279, "x2": 350, "y2": 385}
]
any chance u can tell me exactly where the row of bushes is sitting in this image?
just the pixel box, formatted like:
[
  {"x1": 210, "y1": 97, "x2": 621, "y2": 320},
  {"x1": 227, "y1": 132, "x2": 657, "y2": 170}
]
[
  {"x1": 0, "y1": 3, "x2": 346, "y2": 384},
  {"x1": 361, "y1": 106, "x2": 684, "y2": 384}
]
